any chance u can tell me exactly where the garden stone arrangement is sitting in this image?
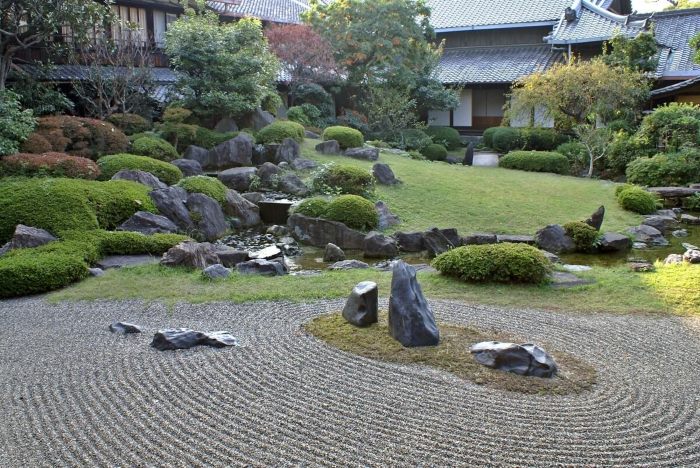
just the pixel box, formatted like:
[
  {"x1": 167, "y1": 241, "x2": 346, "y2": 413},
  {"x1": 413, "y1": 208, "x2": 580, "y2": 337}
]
[{"x1": 470, "y1": 341, "x2": 558, "y2": 378}]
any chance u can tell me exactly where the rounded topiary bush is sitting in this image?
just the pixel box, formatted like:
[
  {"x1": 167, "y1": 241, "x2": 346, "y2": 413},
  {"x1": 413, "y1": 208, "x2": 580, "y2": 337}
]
[
  {"x1": 616, "y1": 185, "x2": 661, "y2": 214},
  {"x1": 293, "y1": 197, "x2": 330, "y2": 218},
  {"x1": 491, "y1": 127, "x2": 524, "y2": 153},
  {"x1": 420, "y1": 143, "x2": 448, "y2": 161},
  {"x1": 0, "y1": 153, "x2": 100, "y2": 179},
  {"x1": 131, "y1": 136, "x2": 178, "y2": 161},
  {"x1": 556, "y1": 141, "x2": 588, "y2": 174},
  {"x1": 482, "y1": 127, "x2": 500, "y2": 148},
  {"x1": 626, "y1": 150, "x2": 700, "y2": 187},
  {"x1": 311, "y1": 164, "x2": 375, "y2": 197},
  {"x1": 425, "y1": 126, "x2": 462, "y2": 150},
  {"x1": 107, "y1": 113, "x2": 151, "y2": 135},
  {"x1": 324, "y1": 195, "x2": 378, "y2": 231},
  {"x1": 395, "y1": 129, "x2": 432, "y2": 151},
  {"x1": 97, "y1": 153, "x2": 183, "y2": 185},
  {"x1": 322, "y1": 126, "x2": 364, "y2": 149},
  {"x1": 432, "y1": 243, "x2": 552, "y2": 284},
  {"x1": 499, "y1": 151, "x2": 569, "y2": 175},
  {"x1": 521, "y1": 128, "x2": 568, "y2": 151},
  {"x1": 256, "y1": 120, "x2": 305, "y2": 144},
  {"x1": 563, "y1": 221, "x2": 599, "y2": 252},
  {"x1": 176, "y1": 175, "x2": 227, "y2": 204}
]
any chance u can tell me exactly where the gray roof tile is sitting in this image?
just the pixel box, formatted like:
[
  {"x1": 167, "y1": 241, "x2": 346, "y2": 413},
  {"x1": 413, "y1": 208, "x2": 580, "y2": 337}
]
[
  {"x1": 207, "y1": 0, "x2": 313, "y2": 24},
  {"x1": 427, "y1": 0, "x2": 572, "y2": 30},
  {"x1": 646, "y1": 9, "x2": 700, "y2": 78},
  {"x1": 547, "y1": 0, "x2": 646, "y2": 44}
]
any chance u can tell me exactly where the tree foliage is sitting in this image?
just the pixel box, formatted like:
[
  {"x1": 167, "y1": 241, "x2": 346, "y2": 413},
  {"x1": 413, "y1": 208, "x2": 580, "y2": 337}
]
[
  {"x1": 165, "y1": 5, "x2": 280, "y2": 121},
  {"x1": 603, "y1": 32, "x2": 658, "y2": 73},
  {"x1": 0, "y1": 90, "x2": 36, "y2": 156},
  {"x1": 264, "y1": 24, "x2": 338, "y2": 84}
]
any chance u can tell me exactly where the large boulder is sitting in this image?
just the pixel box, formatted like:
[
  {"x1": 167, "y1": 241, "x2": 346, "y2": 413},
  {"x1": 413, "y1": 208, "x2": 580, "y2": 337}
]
[
  {"x1": 253, "y1": 144, "x2": 278, "y2": 166},
  {"x1": 323, "y1": 243, "x2": 346, "y2": 262},
  {"x1": 315, "y1": 140, "x2": 341, "y2": 155},
  {"x1": 684, "y1": 249, "x2": 700, "y2": 264},
  {"x1": 470, "y1": 341, "x2": 558, "y2": 378},
  {"x1": 534, "y1": 224, "x2": 575, "y2": 254},
  {"x1": 372, "y1": 163, "x2": 400, "y2": 185},
  {"x1": 439, "y1": 228, "x2": 462, "y2": 247},
  {"x1": 681, "y1": 214, "x2": 700, "y2": 225},
  {"x1": 395, "y1": 231, "x2": 425, "y2": 252},
  {"x1": 151, "y1": 328, "x2": 238, "y2": 351},
  {"x1": 275, "y1": 138, "x2": 300, "y2": 164},
  {"x1": 643, "y1": 215, "x2": 679, "y2": 231},
  {"x1": 171, "y1": 159, "x2": 203, "y2": 177},
  {"x1": 218, "y1": 167, "x2": 257, "y2": 192},
  {"x1": 208, "y1": 133, "x2": 254, "y2": 169},
  {"x1": 598, "y1": 232, "x2": 631, "y2": 252},
  {"x1": 202, "y1": 264, "x2": 231, "y2": 279},
  {"x1": 223, "y1": 189, "x2": 261, "y2": 227},
  {"x1": 363, "y1": 231, "x2": 399, "y2": 258},
  {"x1": 1, "y1": 225, "x2": 57, "y2": 254},
  {"x1": 111, "y1": 169, "x2": 166, "y2": 190},
  {"x1": 150, "y1": 186, "x2": 193, "y2": 231},
  {"x1": 278, "y1": 173, "x2": 310, "y2": 197},
  {"x1": 344, "y1": 147, "x2": 379, "y2": 161},
  {"x1": 291, "y1": 158, "x2": 318, "y2": 171},
  {"x1": 214, "y1": 117, "x2": 238, "y2": 133},
  {"x1": 117, "y1": 211, "x2": 179, "y2": 235},
  {"x1": 247, "y1": 108, "x2": 275, "y2": 131},
  {"x1": 328, "y1": 259, "x2": 369, "y2": 270},
  {"x1": 257, "y1": 162, "x2": 281, "y2": 187},
  {"x1": 185, "y1": 193, "x2": 228, "y2": 242},
  {"x1": 584, "y1": 206, "x2": 605, "y2": 231},
  {"x1": 388, "y1": 261, "x2": 439, "y2": 347},
  {"x1": 160, "y1": 242, "x2": 220, "y2": 269},
  {"x1": 342, "y1": 281, "x2": 379, "y2": 326},
  {"x1": 423, "y1": 228, "x2": 454, "y2": 257},
  {"x1": 375, "y1": 201, "x2": 400, "y2": 230},
  {"x1": 236, "y1": 259, "x2": 287, "y2": 276},
  {"x1": 462, "y1": 233, "x2": 497, "y2": 245},
  {"x1": 463, "y1": 142, "x2": 474, "y2": 166},
  {"x1": 183, "y1": 145, "x2": 211, "y2": 168},
  {"x1": 288, "y1": 213, "x2": 365, "y2": 249},
  {"x1": 215, "y1": 247, "x2": 249, "y2": 268},
  {"x1": 627, "y1": 225, "x2": 669, "y2": 246}
]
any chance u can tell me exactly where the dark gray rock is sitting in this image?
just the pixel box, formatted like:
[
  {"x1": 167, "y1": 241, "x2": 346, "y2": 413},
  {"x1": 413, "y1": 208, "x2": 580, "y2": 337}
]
[
  {"x1": 363, "y1": 231, "x2": 399, "y2": 258},
  {"x1": 288, "y1": 213, "x2": 365, "y2": 249},
  {"x1": 540, "y1": 250, "x2": 560, "y2": 264},
  {"x1": 242, "y1": 192, "x2": 265, "y2": 204},
  {"x1": 236, "y1": 259, "x2": 287, "y2": 276},
  {"x1": 150, "y1": 186, "x2": 193, "y2": 231},
  {"x1": 344, "y1": 147, "x2": 379, "y2": 161},
  {"x1": 497, "y1": 234, "x2": 536, "y2": 245},
  {"x1": 684, "y1": 249, "x2": 700, "y2": 264},
  {"x1": 655, "y1": 209, "x2": 677, "y2": 219},
  {"x1": 462, "y1": 233, "x2": 497, "y2": 245},
  {"x1": 445, "y1": 156, "x2": 460, "y2": 165},
  {"x1": 627, "y1": 225, "x2": 669, "y2": 246},
  {"x1": 202, "y1": 264, "x2": 231, "y2": 279},
  {"x1": 223, "y1": 189, "x2": 261, "y2": 227},
  {"x1": 172, "y1": 159, "x2": 203, "y2": 177},
  {"x1": 305, "y1": 130, "x2": 320, "y2": 139},
  {"x1": 584, "y1": 205, "x2": 605, "y2": 231},
  {"x1": 328, "y1": 259, "x2": 369, "y2": 270},
  {"x1": 186, "y1": 193, "x2": 228, "y2": 242},
  {"x1": 681, "y1": 214, "x2": 700, "y2": 225},
  {"x1": 97, "y1": 255, "x2": 159, "y2": 269},
  {"x1": 342, "y1": 281, "x2": 378, "y2": 326},
  {"x1": 109, "y1": 322, "x2": 142, "y2": 334},
  {"x1": 275, "y1": 138, "x2": 300, "y2": 164},
  {"x1": 388, "y1": 261, "x2": 439, "y2": 347},
  {"x1": 248, "y1": 108, "x2": 275, "y2": 131},
  {"x1": 208, "y1": 133, "x2": 254, "y2": 169},
  {"x1": 423, "y1": 228, "x2": 454, "y2": 257},
  {"x1": 535, "y1": 224, "x2": 575, "y2": 254},
  {"x1": 267, "y1": 225, "x2": 289, "y2": 237},
  {"x1": 598, "y1": 232, "x2": 631, "y2": 252},
  {"x1": 214, "y1": 117, "x2": 238, "y2": 133},
  {"x1": 291, "y1": 158, "x2": 318, "y2": 171},
  {"x1": 278, "y1": 173, "x2": 310, "y2": 196},
  {"x1": 88, "y1": 267, "x2": 104, "y2": 277},
  {"x1": 215, "y1": 248, "x2": 249, "y2": 268},
  {"x1": 315, "y1": 140, "x2": 341, "y2": 155},
  {"x1": 0, "y1": 224, "x2": 57, "y2": 253},
  {"x1": 375, "y1": 201, "x2": 400, "y2": 230},
  {"x1": 372, "y1": 163, "x2": 399, "y2": 185},
  {"x1": 151, "y1": 328, "x2": 239, "y2": 351},
  {"x1": 257, "y1": 162, "x2": 281, "y2": 188},
  {"x1": 672, "y1": 229, "x2": 689, "y2": 238},
  {"x1": 323, "y1": 243, "x2": 346, "y2": 262},
  {"x1": 470, "y1": 341, "x2": 557, "y2": 378},
  {"x1": 183, "y1": 145, "x2": 211, "y2": 168},
  {"x1": 219, "y1": 167, "x2": 257, "y2": 192},
  {"x1": 463, "y1": 142, "x2": 474, "y2": 166},
  {"x1": 643, "y1": 215, "x2": 678, "y2": 231},
  {"x1": 160, "y1": 242, "x2": 220, "y2": 269},
  {"x1": 112, "y1": 169, "x2": 166, "y2": 190},
  {"x1": 118, "y1": 211, "x2": 179, "y2": 235},
  {"x1": 682, "y1": 242, "x2": 700, "y2": 251},
  {"x1": 439, "y1": 228, "x2": 462, "y2": 247},
  {"x1": 395, "y1": 232, "x2": 425, "y2": 252},
  {"x1": 253, "y1": 144, "x2": 278, "y2": 165}
]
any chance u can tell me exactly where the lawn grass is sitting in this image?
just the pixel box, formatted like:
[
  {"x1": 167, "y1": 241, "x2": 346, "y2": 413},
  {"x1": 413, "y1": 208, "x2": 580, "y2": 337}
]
[
  {"x1": 304, "y1": 313, "x2": 597, "y2": 395},
  {"x1": 301, "y1": 140, "x2": 641, "y2": 235}
]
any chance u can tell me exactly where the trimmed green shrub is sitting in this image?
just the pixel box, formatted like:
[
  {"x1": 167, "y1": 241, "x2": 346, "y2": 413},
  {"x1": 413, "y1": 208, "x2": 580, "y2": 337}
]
[
  {"x1": 131, "y1": 136, "x2": 179, "y2": 161},
  {"x1": 482, "y1": 127, "x2": 500, "y2": 148},
  {"x1": 636, "y1": 102, "x2": 700, "y2": 151},
  {"x1": 556, "y1": 141, "x2": 588, "y2": 175},
  {"x1": 522, "y1": 127, "x2": 568, "y2": 151},
  {"x1": 499, "y1": 151, "x2": 569, "y2": 175},
  {"x1": 60, "y1": 229, "x2": 189, "y2": 256},
  {"x1": 324, "y1": 195, "x2": 378, "y2": 231},
  {"x1": 176, "y1": 175, "x2": 227, "y2": 204},
  {"x1": 311, "y1": 164, "x2": 375, "y2": 197},
  {"x1": 163, "y1": 106, "x2": 192, "y2": 124},
  {"x1": 0, "y1": 178, "x2": 157, "y2": 242},
  {"x1": 425, "y1": 126, "x2": 461, "y2": 150},
  {"x1": 158, "y1": 122, "x2": 238, "y2": 152},
  {"x1": 626, "y1": 149, "x2": 700, "y2": 187},
  {"x1": 293, "y1": 197, "x2": 330, "y2": 218},
  {"x1": 194, "y1": 127, "x2": 238, "y2": 149},
  {"x1": 421, "y1": 143, "x2": 448, "y2": 161},
  {"x1": 616, "y1": 185, "x2": 661, "y2": 214},
  {"x1": 683, "y1": 193, "x2": 700, "y2": 211},
  {"x1": 604, "y1": 131, "x2": 655, "y2": 178},
  {"x1": 0, "y1": 153, "x2": 100, "y2": 179},
  {"x1": 107, "y1": 113, "x2": 151, "y2": 135},
  {"x1": 97, "y1": 154, "x2": 183, "y2": 185},
  {"x1": 256, "y1": 120, "x2": 305, "y2": 144},
  {"x1": 322, "y1": 125, "x2": 364, "y2": 149},
  {"x1": 492, "y1": 127, "x2": 524, "y2": 153},
  {"x1": 432, "y1": 243, "x2": 552, "y2": 284},
  {"x1": 563, "y1": 221, "x2": 599, "y2": 252},
  {"x1": 394, "y1": 129, "x2": 432, "y2": 151},
  {"x1": 287, "y1": 104, "x2": 322, "y2": 127}
]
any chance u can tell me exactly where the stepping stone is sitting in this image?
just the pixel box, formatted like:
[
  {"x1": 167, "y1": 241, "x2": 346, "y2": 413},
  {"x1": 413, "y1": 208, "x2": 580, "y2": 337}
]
[
  {"x1": 96, "y1": 255, "x2": 159, "y2": 270},
  {"x1": 550, "y1": 272, "x2": 595, "y2": 289}
]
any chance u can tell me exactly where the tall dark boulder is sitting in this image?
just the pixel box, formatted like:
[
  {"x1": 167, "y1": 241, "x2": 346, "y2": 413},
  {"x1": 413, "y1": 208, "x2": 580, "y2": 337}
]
[
  {"x1": 342, "y1": 281, "x2": 378, "y2": 326},
  {"x1": 584, "y1": 206, "x2": 605, "y2": 231},
  {"x1": 388, "y1": 261, "x2": 439, "y2": 347}
]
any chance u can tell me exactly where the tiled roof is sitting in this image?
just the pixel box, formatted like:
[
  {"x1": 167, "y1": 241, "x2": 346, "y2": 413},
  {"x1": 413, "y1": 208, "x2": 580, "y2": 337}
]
[
  {"x1": 645, "y1": 9, "x2": 700, "y2": 78},
  {"x1": 650, "y1": 75, "x2": 700, "y2": 97},
  {"x1": 546, "y1": 0, "x2": 647, "y2": 44},
  {"x1": 436, "y1": 45, "x2": 564, "y2": 84},
  {"x1": 206, "y1": 0, "x2": 314, "y2": 24},
  {"x1": 426, "y1": 0, "x2": 573, "y2": 31}
]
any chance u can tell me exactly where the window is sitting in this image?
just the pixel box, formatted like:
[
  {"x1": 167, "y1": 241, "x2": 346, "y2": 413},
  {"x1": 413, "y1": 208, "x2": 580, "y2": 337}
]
[
  {"x1": 154, "y1": 11, "x2": 178, "y2": 48},
  {"x1": 111, "y1": 5, "x2": 147, "y2": 45}
]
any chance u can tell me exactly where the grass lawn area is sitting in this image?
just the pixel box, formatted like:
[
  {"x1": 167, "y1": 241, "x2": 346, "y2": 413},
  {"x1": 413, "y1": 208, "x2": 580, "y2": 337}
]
[{"x1": 301, "y1": 139, "x2": 642, "y2": 235}]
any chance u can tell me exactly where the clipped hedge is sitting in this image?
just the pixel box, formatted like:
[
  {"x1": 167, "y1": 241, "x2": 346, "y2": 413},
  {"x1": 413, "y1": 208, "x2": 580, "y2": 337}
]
[
  {"x1": 522, "y1": 127, "x2": 568, "y2": 151},
  {"x1": 324, "y1": 195, "x2": 378, "y2": 231},
  {"x1": 432, "y1": 243, "x2": 552, "y2": 284},
  {"x1": 293, "y1": 197, "x2": 330, "y2": 218},
  {"x1": 482, "y1": 127, "x2": 500, "y2": 148},
  {"x1": 107, "y1": 113, "x2": 151, "y2": 135},
  {"x1": 158, "y1": 122, "x2": 238, "y2": 152},
  {"x1": 626, "y1": 149, "x2": 700, "y2": 187},
  {"x1": 492, "y1": 127, "x2": 524, "y2": 153},
  {"x1": 420, "y1": 143, "x2": 448, "y2": 161},
  {"x1": 176, "y1": 175, "x2": 227, "y2": 205},
  {"x1": 323, "y1": 126, "x2": 364, "y2": 149},
  {"x1": 97, "y1": 153, "x2": 183, "y2": 185},
  {"x1": 395, "y1": 129, "x2": 432, "y2": 151},
  {"x1": 615, "y1": 184, "x2": 661, "y2": 214},
  {"x1": 563, "y1": 221, "x2": 599, "y2": 252},
  {"x1": 311, "y1": 164, "x2": 375, "y2": 198},
  {"x1": 256, "y1": 120, "x2": 305, "y2": 144},
  {"x1": 131, "y1": 136, "x2": 178, "y2": 161},
  {"x1": 0, "y1": 178, "x2": 157, "y2": 242},
  {"x1": 425, "y1": 126, "x2": 461, "y2": 150},
  {"x1": 0, "y1": 153, "x2": 100, "y2": 179},
  {"x1": 499, "y1": 151, "x2": 569, "y2": 175}
]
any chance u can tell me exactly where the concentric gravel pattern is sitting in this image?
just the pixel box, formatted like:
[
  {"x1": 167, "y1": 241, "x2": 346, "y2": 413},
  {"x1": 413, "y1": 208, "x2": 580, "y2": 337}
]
[{"x1": 1, "y1": 298, "x2": 700, "y2": 467}]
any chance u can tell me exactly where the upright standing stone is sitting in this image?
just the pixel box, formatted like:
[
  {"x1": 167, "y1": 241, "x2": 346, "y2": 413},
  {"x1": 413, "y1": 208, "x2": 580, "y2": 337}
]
[
  {"x1": 584, "y1": 206, "x2": 605, "y2": 231},
  {"x1": 342, "y1": 281, "x2": 378, "y2": 326},
  {"x1": 388, "y1": 261, "x2": 439, "y2": 347},
  {"x1": 463, "y1": 142, "x2": 474, "y2": 166}
]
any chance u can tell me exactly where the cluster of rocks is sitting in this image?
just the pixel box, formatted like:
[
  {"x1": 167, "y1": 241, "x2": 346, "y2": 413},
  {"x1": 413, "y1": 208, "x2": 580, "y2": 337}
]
[
  {"x1": 664, "y1": 243, "x2": 700, "y2": 265},
  {"x1": 315, "y1": 140, "x2": 379, "y2": 161},
  {"x1": 108, "y1": 321, "x2": 239, "y2": 351}
]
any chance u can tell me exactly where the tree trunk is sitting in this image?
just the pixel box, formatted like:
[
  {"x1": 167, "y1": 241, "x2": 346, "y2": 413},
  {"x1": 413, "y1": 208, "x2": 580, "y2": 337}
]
[
  {"x1": 587, "y1": 150, "x2": 595, "y2": 178},
  {"x1": 0, "y1": 53, "x2": 12, "y2": 90}
]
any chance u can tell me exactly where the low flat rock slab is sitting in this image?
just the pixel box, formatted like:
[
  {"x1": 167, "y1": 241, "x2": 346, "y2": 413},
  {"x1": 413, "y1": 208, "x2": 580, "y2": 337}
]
[
  {"x1": 109, "y1": 322, "x2": 142, "y2": 334},
  {"x1": 550, "y1": 271, "x2": 595, "y2": 289},
  {"x1": 470, "y1": 341, "x2": 558, "y2": 378},
  {"x1": 96, "y1": 255, "x2": 159, "y2": 270},
  {"x1": 151, "y1": 328, "x2": 239, "y2": 351}
]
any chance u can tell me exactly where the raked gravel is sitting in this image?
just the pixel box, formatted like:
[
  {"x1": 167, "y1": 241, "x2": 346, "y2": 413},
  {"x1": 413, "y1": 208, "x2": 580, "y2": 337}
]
[{"x1": 1, "y1": 297, "x2": 700, "y2": 467}]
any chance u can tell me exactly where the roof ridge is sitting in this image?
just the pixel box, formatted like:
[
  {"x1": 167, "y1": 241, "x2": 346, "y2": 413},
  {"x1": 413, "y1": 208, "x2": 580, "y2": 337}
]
[{"x1": 444, "y1": 44, "x2": 551, "y2": 51}]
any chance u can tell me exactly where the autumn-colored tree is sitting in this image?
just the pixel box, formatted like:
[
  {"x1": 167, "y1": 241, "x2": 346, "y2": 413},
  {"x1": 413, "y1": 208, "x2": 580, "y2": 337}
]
[{"x1": 264, "y1": 24, "x2": 338, "y2": 84}]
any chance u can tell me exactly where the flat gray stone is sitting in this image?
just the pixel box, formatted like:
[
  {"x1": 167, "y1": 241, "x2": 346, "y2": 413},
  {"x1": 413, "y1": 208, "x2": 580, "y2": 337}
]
[{"x1": 96, "y1": 255, "x2": 159, "y2": 270}]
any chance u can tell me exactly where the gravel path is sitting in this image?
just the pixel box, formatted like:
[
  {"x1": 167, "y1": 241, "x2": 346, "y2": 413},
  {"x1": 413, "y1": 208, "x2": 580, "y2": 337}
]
[{"x1": 1, "y1": 297, "x2": 700, "y2": 467}]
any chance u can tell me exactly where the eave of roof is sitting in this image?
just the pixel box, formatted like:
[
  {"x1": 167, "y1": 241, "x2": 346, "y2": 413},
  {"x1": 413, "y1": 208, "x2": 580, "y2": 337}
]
[
  {"x1": 650, "y1": 75, "x2": 700, "y2": 98},
  {"x1": 427, "y1": 0, "x2": 572, "y2": 31},
  {"x1": 546, "y1": 0, "x2": 646, "y2": 45}
]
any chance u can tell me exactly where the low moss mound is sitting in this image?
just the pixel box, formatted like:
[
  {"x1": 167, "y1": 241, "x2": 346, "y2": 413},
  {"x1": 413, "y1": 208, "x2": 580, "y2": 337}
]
[
  {"x1": 425, "y1": 126, "x2": 461, "y2": 150},
  {"x1": 294, "y1": 197, "x2": 330, "y2": 218},
  {"x1": 311, "y1": 164, "x2": 375, "y2": 197},
  {"x1": 256, "y1": 120, "x2": 305, "y2": 144},
  {"x1": 304, "y1": 313, "x2": 596, "y2": 395},
  {"x1": 176, "y1": 175, "x2": 228, "y2": 205},
  {"x1": 615, "y1": 184, "x2": 661, "y2": 214},
  {"x1": 324, "y1": 194, "x2": 378, "y2": 231},
  {"x1": 97, "y1": 153, "x2": 183, "y2": 185},
  {"x1": 131, "y1": 136, "x2": 179, "y2": 161},
  {"x1": 563, "y1": 221, "x2": 599, "y2": 252},
  {"x1": 499, "y1": 151, "x2": 569, "y2": 175},
  {"x1": 420, "y1": 143, "x2": 448, "y2": 161},
  {"x1": 322, "y1": 126, "x2": 364, "y2": 149},
  {"x1": 107, "y1": 113, "x2": 151, "y2": 135}
]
